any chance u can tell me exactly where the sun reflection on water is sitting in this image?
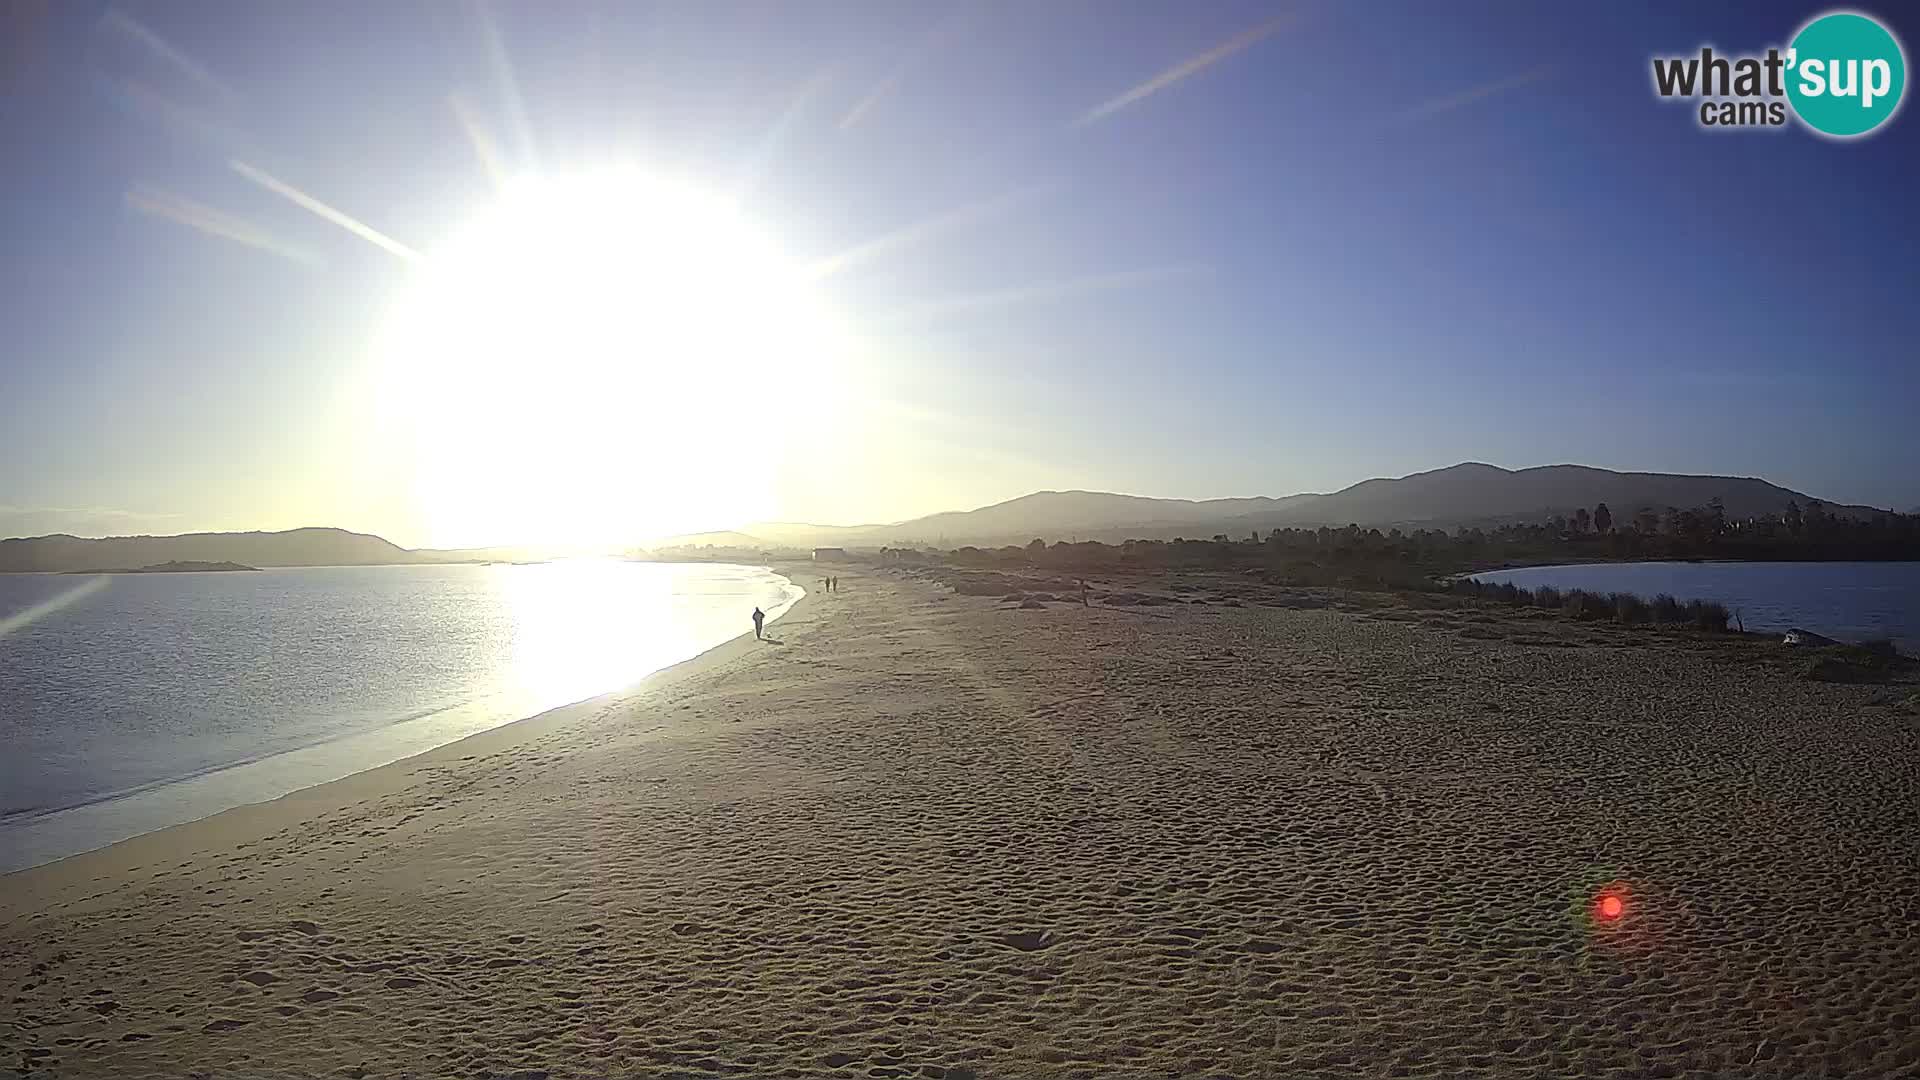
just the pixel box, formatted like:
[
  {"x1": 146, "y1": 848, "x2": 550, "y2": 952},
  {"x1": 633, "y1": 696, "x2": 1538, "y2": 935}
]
[
  {"x1": 490, "y1": 559, "x2": 790, "y2": 715},
  {"x1": 497, "y1": 559, "x2": 675, "y2": 708}
]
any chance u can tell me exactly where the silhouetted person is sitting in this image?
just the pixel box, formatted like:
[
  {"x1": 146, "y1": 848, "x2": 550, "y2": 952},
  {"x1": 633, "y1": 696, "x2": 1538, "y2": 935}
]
[{"x1": 752, "y1": 606, "x2": 765, "y2": 639}]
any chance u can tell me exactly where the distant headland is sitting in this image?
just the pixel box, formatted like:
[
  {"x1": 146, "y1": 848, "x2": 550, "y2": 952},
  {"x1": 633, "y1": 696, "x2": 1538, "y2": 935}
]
[{"x1": 60, "y1": 560, "x2": 261, "y2": 575}]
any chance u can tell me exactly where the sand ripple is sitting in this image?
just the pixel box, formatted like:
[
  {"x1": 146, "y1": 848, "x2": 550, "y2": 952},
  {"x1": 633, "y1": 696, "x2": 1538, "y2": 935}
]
[{"x1": 4, "y1": 572, "x2": 1918, "y2": 1077}]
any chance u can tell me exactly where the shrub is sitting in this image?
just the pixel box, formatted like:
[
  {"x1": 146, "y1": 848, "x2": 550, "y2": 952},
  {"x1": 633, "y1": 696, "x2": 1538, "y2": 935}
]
[
  {"x1": 1451, "y1": 577, "x2": 1730, "y2": 633},
  {"x1": 1687, "y1": 599, "x2": 1730, "y2": 630},
  {"x1": 1562, "y1": 589, "x2": 1600, "y2": 621},
  {"x1": 1610, "y1": 591, "x2": 1650, "y2": 624},
  {"x1": 1649, "y1": 593, "x2": 1685, "y2": 623}
]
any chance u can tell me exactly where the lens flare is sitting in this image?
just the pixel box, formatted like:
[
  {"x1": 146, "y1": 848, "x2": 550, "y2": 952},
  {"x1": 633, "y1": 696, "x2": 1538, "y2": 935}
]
[{"x1": 1591, "y1": 882, "x2": 1631, "y2": 925}]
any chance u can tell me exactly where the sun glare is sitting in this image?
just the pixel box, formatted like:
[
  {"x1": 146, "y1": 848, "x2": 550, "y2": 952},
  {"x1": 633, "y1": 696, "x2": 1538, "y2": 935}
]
[{"x1": 372, "y1": 168, "x2": 847, "y2": 549}]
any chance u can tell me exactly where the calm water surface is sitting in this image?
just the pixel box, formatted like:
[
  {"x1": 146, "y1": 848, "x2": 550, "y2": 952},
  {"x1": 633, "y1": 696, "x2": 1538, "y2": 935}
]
[
  {"x1": 0, "y1": 561, "x2": 799, "y2": 872},
  {"x1": 1471, "y1": 561, "x2": 1919, "y2": 651}
]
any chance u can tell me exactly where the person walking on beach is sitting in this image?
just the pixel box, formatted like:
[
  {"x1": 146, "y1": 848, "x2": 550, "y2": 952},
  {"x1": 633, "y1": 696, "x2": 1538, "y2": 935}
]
[{"x1": 752, "y1": 606, "x2": 765, "y2": 639}]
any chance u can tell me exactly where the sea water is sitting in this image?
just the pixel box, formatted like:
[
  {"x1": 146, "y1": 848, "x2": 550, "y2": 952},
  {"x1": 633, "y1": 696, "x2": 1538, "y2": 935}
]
[
  {"x1": 1471, "y1": 560, "x2": 1919, "y2": 651},
  {"x1": 0, "y1": 561, "x2": 800, "y2": 873}
]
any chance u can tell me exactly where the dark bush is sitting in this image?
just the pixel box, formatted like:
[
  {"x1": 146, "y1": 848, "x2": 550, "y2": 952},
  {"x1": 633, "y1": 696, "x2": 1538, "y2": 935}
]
[
  {"x1": 1450, "y1": 577, "x2": 1730, "y2": 634},
  {"x1": 1611, "y1": 591, "x2": 1650, "y2": 624},
  {"x1": 1687, "y1": 599, "x2": 1730, "y2": 630},
  {"x1": 1564, "y1": 589, "x2": 1609, "y2": 621}
]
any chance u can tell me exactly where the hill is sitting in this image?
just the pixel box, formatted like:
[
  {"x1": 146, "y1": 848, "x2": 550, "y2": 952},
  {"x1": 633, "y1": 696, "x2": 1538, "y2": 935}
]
[
  {"x1": 1228, "y1": 463, "x2": 1881, "y2": 533},
  {"x1": 59, "y1": 561, "x2": 261, "y2": 575},
  {"x1": 0, "y1": 528, "x2": 428, "y2": 574},
  {"x1": 735, "y1": 463, "x2": 1884, "y2": 548},
  {"x1": 637, "y1": 530, "x2": 777, "y2": 552},
  {"x1": 4, "y1": 464, "x2": 1885, "y2": 567}
]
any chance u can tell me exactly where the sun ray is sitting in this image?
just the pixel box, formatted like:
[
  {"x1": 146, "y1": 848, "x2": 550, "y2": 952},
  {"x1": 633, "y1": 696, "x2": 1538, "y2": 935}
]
[
  {"x1": 803, "y1": 183, "x2": 1057, "y2": 281},
  {"x1": 126, "y1": 185, "x2": 317, "y2": 264},
  {"x1": 1078, "y1": 13, "x2": 1300, "y2": 126},
  {"x1": 1393, "y1": 66, "x2": 1553, "y2": 122},
  {"x1": 0, "y1": 576, "x2": 107, "y2": 640},
  {"x1": 839, "y1": 67, "x2": 903, "y2": 133},
  {"x1": 471, "y1": 0, "x2": 538, "y2": 169},
  {"x1": 732, "y1": 68, "x2": 836, "y2": 201},
  {"x1": 449, "y1": 92, "x2": 510, "y2": 189},
  {"x1": 229, "y1": 160, "x2": 420, "y2": 260},
  {"x1": 839, "y1": 14, "x2": 969, "y2": 131},
  {"x1": 875, "y1": 263, "x2": 1211, "y2": 323},
  {"x1": 99, "y1": 78, "x2": 237, "y2": 154},
  {"x1": 99, "y1": 7, "x2": 232, "y2": 99}
]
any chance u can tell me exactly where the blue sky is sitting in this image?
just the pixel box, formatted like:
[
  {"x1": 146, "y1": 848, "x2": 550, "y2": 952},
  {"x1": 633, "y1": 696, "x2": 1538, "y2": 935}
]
[{"x1": 2, "y1": 1, "x2": 1915, "y2": 546}]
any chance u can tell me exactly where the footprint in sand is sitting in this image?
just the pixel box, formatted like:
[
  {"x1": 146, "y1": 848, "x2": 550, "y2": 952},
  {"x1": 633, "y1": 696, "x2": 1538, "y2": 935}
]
[{"x1": 992, "y1": 930, "x2": 1057, "y2": 952}]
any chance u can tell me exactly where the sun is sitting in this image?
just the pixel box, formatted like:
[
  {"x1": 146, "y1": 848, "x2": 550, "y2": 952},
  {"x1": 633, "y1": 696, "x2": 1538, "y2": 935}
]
[{"x1": 371, "y1": 167, "x2": 847, "y2": 550}]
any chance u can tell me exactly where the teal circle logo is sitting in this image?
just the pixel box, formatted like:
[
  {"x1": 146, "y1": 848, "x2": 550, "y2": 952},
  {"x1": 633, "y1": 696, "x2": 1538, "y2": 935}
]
[{"x1": 1786, "y1": 11, "x2": 1907, "y2": 137}]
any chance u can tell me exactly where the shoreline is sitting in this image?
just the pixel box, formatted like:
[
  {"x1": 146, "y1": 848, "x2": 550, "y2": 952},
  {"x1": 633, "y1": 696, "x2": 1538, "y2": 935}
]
[
  {"x1": 0, "y1": 566, "x2": 810, "y2": 899},
  {"x1": 5, "y1": 566, "x2": 1914, "y2": 1078},
  {"x1": 1464, "y1": 560, "x2": 1917, "y2": 652}
]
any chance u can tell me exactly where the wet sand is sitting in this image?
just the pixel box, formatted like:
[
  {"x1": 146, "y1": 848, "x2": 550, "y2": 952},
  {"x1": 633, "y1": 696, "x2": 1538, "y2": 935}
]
[{"x1": 4, "y1": 568, "x2": 1918, "y2": 1078}]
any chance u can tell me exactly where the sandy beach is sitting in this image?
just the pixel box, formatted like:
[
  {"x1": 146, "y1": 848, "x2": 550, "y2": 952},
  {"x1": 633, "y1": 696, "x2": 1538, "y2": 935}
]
[{"x1": 4, "y1": 567, "x2": 1918, "y2": 1078}]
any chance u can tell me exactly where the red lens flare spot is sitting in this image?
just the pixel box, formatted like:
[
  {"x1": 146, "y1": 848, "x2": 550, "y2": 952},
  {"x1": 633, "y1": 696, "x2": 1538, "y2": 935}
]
[{"x1": 1591, "y1": 881, "x2": 1633, "y2": 925}]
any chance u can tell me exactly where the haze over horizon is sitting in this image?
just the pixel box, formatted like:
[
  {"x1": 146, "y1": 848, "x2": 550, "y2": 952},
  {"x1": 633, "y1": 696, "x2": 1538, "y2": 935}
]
[
  {"x1": 4, "y1": 2, "x2": 1916, "y2": 549},
  {"x1": 1, "y1": 459, "x2": 1904, "y2": 554}
]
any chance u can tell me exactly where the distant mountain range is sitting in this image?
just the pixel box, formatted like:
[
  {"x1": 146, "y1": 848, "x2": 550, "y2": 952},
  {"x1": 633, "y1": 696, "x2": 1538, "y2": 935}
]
[
  {"x1": 679, "y1": 463, "x2": 1887, "y2": 549},
  {"x1": 1, "y1": 464, "x2": 1889, "y2": 571},
  {"x1": 0, "y1": 528, "x2": 414, "y2": 574},
  {"x1": 0, "y1": 528, "x2": 551, "y2": 575}
]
